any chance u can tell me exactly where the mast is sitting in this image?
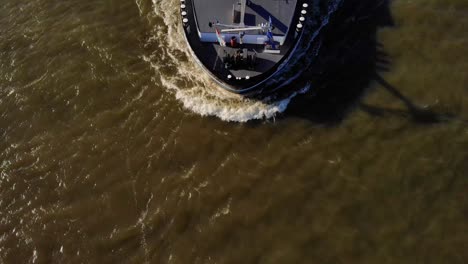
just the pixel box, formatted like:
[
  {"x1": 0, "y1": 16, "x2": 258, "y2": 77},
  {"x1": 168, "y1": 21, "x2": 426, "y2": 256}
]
[{"x1": 239, "y1": 0, "x2": 246, "y2": 26}]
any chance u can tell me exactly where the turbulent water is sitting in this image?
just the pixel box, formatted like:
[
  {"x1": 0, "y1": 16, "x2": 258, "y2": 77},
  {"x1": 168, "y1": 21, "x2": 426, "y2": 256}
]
[
  {"x1": 144, "y1": 0, "x2": 341, "y2": 121},
  {"x1": 1, "y1": 0, "x2": 468, "y2": 263}
]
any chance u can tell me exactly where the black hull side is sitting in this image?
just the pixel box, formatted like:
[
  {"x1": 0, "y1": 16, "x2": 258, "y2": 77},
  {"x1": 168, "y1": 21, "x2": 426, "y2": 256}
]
[{"x1": 180, "y1": 0, "x2": 311, "y2": 97}]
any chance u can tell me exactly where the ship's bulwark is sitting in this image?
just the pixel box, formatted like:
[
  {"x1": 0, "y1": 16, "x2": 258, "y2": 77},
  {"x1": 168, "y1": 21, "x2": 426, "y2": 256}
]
[{"x1": 183, "y1": 0, "x2": 305, "y2": 95}]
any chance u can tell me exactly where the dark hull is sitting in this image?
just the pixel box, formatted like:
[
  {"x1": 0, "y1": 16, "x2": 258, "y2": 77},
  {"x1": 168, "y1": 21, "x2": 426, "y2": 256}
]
[{"x1": 180, "y1": 0, "x2": 312, "y2": 97}]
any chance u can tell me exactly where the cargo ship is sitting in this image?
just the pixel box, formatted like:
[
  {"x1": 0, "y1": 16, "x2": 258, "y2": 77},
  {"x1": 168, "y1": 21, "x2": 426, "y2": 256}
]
[{"x1": 180, "y1": 0, "x2": 311, "y2": 96}]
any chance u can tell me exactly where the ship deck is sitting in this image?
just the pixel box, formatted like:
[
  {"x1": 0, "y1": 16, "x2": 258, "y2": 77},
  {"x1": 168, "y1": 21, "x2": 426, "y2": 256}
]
[
  {"x1": 194, "y1": 0, "x2": 297, "y2": 35},
  {"x1": 181, "y1": 0, "x2": 304, "y2": 93}
]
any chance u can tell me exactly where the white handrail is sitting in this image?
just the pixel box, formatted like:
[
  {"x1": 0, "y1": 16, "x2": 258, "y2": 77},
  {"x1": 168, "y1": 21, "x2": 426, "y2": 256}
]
[{"x1": 221, "y1": 26, "x2": 263, "y2": 33}]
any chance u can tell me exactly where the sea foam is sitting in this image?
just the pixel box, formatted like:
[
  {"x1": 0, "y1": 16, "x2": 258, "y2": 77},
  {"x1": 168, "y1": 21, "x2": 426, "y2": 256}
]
[{"x1": 145, "y1": 0, "x2": 328, "y2": 122}]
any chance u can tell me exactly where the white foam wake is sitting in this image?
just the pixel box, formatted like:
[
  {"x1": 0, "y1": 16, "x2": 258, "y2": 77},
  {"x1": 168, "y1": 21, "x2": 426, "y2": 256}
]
[{"x1": 145, "y1": 0, "x2": 311, "y2": 122}]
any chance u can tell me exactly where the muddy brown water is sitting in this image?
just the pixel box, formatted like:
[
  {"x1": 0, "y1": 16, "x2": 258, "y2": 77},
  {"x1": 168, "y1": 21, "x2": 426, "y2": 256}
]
[{"x1": 1, "y1": 0, "x2": 467, "y2": 263}]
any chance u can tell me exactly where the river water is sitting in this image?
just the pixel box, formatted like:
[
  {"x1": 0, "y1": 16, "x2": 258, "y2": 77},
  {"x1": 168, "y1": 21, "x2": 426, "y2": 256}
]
[{"x1": 1, "y1": 0, "x2": 467, "y2": 263}]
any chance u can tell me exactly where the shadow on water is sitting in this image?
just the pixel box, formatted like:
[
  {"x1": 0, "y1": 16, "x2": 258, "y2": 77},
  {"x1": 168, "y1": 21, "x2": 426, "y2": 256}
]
[
  {"x1": 361, "y1": 74, "x2": 457, "y2": 124},
  {"x1": 283, "y1": 0, "x2": 457, "y2": 125}
]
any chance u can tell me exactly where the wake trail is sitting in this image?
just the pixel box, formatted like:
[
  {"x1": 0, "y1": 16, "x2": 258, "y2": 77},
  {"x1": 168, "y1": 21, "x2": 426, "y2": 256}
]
[{"x1": 144, "y1": 0, "x2": 340, "y2": 122}]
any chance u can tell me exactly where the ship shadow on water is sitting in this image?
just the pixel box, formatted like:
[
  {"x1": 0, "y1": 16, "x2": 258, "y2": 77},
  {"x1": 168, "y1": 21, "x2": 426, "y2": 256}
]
[{"x1": 283, "y1": 0, "x2": 455, "y2": 125}]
